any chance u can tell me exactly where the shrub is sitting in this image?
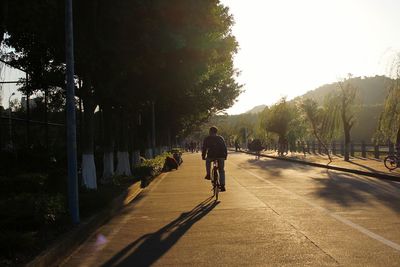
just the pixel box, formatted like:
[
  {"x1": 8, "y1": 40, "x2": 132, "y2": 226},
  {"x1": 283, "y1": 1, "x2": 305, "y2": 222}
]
[
  {"x1": 79, "y1": 185, "x2": 123, "y2": 218},
  {"x1": 15, "y1": 147, "x2": 49, "y2": 173},
  {"x1": 0, "y1": 173, "x2": 47, "y2": 195},
  {"x1": 0, "y1": 193, "x2": 39, "y2": 231},
  {"x1": 0, "y1": 151, "x2": 17, "y2": 176},
  {"x1": 44, "y1": 168, "x2": 67, "y2": 196},
  {"x1": 110, "y1": 175, "x2": 138, "y2": 186},
  {"x1": 0, "y1": 230, "x2": 36, "y2": 261},
  {"x1": 0, "y1": 193, "x2": 67, "y2": 231},
  {"x1": 133, "y1": 152, "x2": 171, "y2": 178},
  {"x1": 34, "y1": 194, "x2": 68, "y2": 226}
]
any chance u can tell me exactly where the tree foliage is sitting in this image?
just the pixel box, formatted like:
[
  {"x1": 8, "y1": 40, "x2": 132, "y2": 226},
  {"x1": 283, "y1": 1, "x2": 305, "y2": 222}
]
[
  {"x1": 377, "y1": 54, "x2": 400, "y2": 148},
  {"x1": 1, "y1": 0, "x2": 241, "y2": 139},
  {"x1": 324, "y1": 75, "x2": 360, "y2": 161},
  {"x1": 263, "y1": 98, "x2": 294, "y2": 140},
  {"x1": 300, "y1": 98, "x2": 332, "y2": 161}
]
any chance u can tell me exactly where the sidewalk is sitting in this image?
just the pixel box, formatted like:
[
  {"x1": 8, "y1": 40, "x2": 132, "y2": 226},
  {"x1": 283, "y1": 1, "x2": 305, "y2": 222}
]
[
  {"x1": 59, "y1": 152, "x2": 400, "y2": 266},
  {"x1": 60, "y1": 153, "x2": 341, "y2": 266},
  {"x1": 240, "y1": 149, "x2": 400, "y2": 180}
]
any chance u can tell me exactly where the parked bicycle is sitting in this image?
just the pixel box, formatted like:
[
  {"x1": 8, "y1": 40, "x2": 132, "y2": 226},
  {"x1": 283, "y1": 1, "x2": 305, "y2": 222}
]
[
  {"x1": 277, "y1": 142, "x2": 288, "y2": 156},
  {"x1": 211, "y1": 159, "x2": 220, "y2": 200},
  {"x1": 384, "y1": 154, "x2": 399, "y2": 171}
]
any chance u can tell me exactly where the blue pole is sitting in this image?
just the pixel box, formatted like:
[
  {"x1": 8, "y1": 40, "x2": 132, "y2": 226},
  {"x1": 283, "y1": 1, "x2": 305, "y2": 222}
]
[{"x1": 65, "y1": 0, "x2": 79, "y2": 224}]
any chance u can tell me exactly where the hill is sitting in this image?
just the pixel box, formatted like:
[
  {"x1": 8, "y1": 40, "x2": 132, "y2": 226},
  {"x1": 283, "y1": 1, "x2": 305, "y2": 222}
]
[
  {"x1": 294, "y1": 75, "x2": 392, "y2": 105},
  {"x1": 242, "y1": 75, "x2": 394, "y2": 142},
  {"x1": 245, "y1": 104, "x2": 266, "y2": 114},
  {"x1": 294, "y1": 75, "x2": 392, "y2": 142}
]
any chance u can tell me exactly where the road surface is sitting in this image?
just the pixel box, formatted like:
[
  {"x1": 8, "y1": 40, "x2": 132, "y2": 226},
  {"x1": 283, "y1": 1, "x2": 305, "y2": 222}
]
[{"x1": 61, "y1": 152, "x2": 400, "y2": 266}]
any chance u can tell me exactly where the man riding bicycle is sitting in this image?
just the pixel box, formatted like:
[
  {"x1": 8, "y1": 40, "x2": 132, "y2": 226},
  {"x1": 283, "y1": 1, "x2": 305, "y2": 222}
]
[{"x1": 202, "y1": 126, "x2": 227, "y2": 192}]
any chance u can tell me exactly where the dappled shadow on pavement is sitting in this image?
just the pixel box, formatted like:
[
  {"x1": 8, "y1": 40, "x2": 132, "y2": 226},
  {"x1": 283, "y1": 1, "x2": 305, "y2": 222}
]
[
  {"x1": 234, "y1": 152, "x2": 400, "y2": 213},
  {"x1": 313, "y1": 170, "x2": 400, "y2": 213},
  {"x1": 101, "y1": 197, "x2": 219, "y2": 267},
  {"x1": 347, "y1": 160, "x2": 385, "y2": 173},
  {"x1": 238, "y1": 156, "x2": 314, "y2": 177}
]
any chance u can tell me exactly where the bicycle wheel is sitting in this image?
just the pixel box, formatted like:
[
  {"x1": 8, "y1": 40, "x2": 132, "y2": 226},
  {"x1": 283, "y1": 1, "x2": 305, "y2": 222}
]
[
  {"x1": 384, "y1": 155, "x2": 398, "y2": 171},
  {"x1": 213, "y1": 168, "x2": 219, "y2": 200},
  {"x1": 214, "y1": 180, "x2": 219, "y2": 201}
]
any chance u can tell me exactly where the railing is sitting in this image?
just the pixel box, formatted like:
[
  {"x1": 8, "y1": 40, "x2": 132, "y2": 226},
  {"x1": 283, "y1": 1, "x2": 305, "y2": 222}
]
[{"x1": 264, "y1": 141, "x2": 398, "y2": 160}]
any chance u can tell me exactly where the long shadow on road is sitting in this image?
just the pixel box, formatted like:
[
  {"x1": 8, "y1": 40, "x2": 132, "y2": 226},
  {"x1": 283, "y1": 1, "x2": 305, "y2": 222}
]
[
  {"x1": 313, "y1": 170, "x2": 400, "y2": 213},
  {"x1": 347, "y1": 160, "x2": 383, "y2": 173},
  {"x1": 238, "y1": 157, "x2": 314, "y2": 177},
  {"x1": 101, "y1": 197, "x2": 219, "y2": 267},
  {"x1": 236, "y1": 154, "x2": 400, "y2": 213}
]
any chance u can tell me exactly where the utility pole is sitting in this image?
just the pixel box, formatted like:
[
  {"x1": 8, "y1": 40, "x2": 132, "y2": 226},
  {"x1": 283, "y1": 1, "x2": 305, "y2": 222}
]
[{"x1": 65, "y1": 0, "x2": 79, "y2": 224}]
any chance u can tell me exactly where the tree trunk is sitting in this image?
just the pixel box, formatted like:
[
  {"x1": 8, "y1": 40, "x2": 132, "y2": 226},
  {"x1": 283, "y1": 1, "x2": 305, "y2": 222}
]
[
  {"x1": 344, "y1": 124, "x2": 350, "y2": 162},
  {"x1": 26, "y1": 75, "x2": 30, "y2": 147},
  {"x1": 341, "y1": 97, "x2": 351, "y2": 162},
  {"x1": 44, "y1": 86, "x2": 49, "y2": 151},
  {"x1": 115, "y1": 108, "x2": 131, "y2": 176},
  {"x1": 131, "y1": 150, "x2": 141, "y2": 168},
  {"x1": 102, "y1": 104, "x2": 114, "y2": 181},
  {"x1": 396, "y1": 125, "x2": 400, "y2": 158},
  {"x1": 313, "y1": 128, "x2": 332, "y2": 162},
  {"x1": 82, "y1": 95, "x2": 97, "y2": 189}
]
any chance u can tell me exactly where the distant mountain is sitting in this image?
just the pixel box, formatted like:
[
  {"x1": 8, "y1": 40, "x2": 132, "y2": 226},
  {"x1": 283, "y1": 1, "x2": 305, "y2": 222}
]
[
  {"x1": 294, "y1": 75, "x2": 392, "y2": 105},
  {"x1": 242, "y1": 75, "x2": 393, "y2": 142},
  {"x1": 245, "y1": 104, "x2": 266, "y2": 114},
  {"x1": 245, "y1": 75, "x2": 392, "y2": 112}
]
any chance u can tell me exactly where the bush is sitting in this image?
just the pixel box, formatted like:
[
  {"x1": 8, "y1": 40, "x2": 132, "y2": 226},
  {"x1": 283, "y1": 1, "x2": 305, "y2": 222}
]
[
  {"x1": 0, "y1": 193, "x2": 40, "y2": 231},
  {"x1": 0, "y1": 173, "x2": 47, "y2": 195},
  {"x1": 15, "y1": 147, "x2": 49, "y2": 173},
  {"x1": 110, "y1": 175, "x2": 138, "y2": 186},
  {"x1": 0, "y1": 151, "x2": 17, "y2": 176},
  {"x1": 44, "y1": 168, "x2": 67, "y2": 196},
  {"x1": 133, "y1": 152, "x2": 171, "y2": 178},
  {"x1": 34, "y1": 194, "x2": 68, "y2": 226},
  {"x1": 0, "y1": 230, "x2": 36, "y2": 261},
  {"x1": 0, "y1": 193, "x2": 67, "y2": 231},
  {"x1": 79, "y1": 185, "x2": 123, "y2": 218}
]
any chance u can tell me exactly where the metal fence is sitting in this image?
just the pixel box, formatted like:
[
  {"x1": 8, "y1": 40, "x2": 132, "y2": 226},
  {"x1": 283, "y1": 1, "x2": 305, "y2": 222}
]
[
  {"x1": 0, "y1": 116, "x2": 65, "y2": 153},
  {"x1": 265, "y1": 141, "x2": 397, "y2": 159}
]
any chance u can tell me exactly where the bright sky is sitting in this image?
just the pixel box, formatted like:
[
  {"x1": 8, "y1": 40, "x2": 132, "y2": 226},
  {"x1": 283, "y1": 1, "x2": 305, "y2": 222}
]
[
  {"x1": 0, "y1": 64, "x2": 24, "y2": 108},
  {"x1": 2, "y1": 1, "x2": 400, "y2": 112},
  {"x1": 221, "y1": 0, "x2": 400, "y2": 114}
]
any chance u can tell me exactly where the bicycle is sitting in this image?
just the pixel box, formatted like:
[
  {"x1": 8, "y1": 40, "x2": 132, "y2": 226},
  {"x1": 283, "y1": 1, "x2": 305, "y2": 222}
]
[
  {"x1": 211, "y1": 159, "x2": 220, "y2": 200},
  {"x1": 277, "y1": 142, "x2": 288, "y2": 156},
  {"x1": 384, "y1": 154, "x2": 399, "y2": 171}
]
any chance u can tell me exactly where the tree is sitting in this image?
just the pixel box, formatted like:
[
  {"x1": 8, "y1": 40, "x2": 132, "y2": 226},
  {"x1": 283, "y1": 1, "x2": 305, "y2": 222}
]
[
  {"x1": 263, "y1": 98, "x2": 295, "y2": 150},
  {"x1": 300, "y1": 98, "x2": 332, "y2": 162},
  {"x1": 2, "y1": 0, "x2": 242, "y2": 190},
  {"x1": 377, "y1": 53, "x2": 400, "y2": 155},
  {"x1": 326, "y1": 75, "x2": 359, "y2": 161}
]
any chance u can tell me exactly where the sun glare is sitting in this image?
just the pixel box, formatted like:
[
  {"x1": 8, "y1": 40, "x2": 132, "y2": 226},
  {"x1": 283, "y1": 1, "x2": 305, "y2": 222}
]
[{"x1": 221, "y1": 0, "x2": 400, "y2": 114}]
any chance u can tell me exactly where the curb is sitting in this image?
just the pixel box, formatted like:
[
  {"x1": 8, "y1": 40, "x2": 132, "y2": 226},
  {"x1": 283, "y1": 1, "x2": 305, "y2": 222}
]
[
  {"x1": 234, "y1": 150, "x2": 400, "y2": 182},
  {"x1": 26, "y1": 176, "x2": 154, "y2": 267}
]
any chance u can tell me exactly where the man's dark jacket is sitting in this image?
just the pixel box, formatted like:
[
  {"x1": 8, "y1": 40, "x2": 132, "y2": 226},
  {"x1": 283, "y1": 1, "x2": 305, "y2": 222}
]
[{"x1": 202, "y1": 135, "x2": 227, "y2": 159}]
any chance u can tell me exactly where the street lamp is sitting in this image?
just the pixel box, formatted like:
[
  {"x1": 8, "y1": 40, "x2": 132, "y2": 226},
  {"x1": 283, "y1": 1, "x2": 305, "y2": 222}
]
[{"x1": 8, "y1": 92, "x2": 15, "y2": 147}]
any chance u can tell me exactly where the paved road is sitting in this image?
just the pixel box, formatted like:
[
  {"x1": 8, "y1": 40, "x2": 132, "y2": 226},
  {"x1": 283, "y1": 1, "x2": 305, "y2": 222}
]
[
  {"x1": 61, "y1": 152, "x2": 400, "y2": 266},
  {"x1": 260, "y1": 149, "x2": 400, "y2": 177}
]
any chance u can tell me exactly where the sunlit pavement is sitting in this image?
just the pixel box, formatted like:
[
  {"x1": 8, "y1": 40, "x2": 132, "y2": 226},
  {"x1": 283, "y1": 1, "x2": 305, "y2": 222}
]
[
  {"x1": 61, "y1": 152, "x2": 400, "y2": 266},
  {"x1": 259, "y1": 149, "x2": 400, "y2": 177}
]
